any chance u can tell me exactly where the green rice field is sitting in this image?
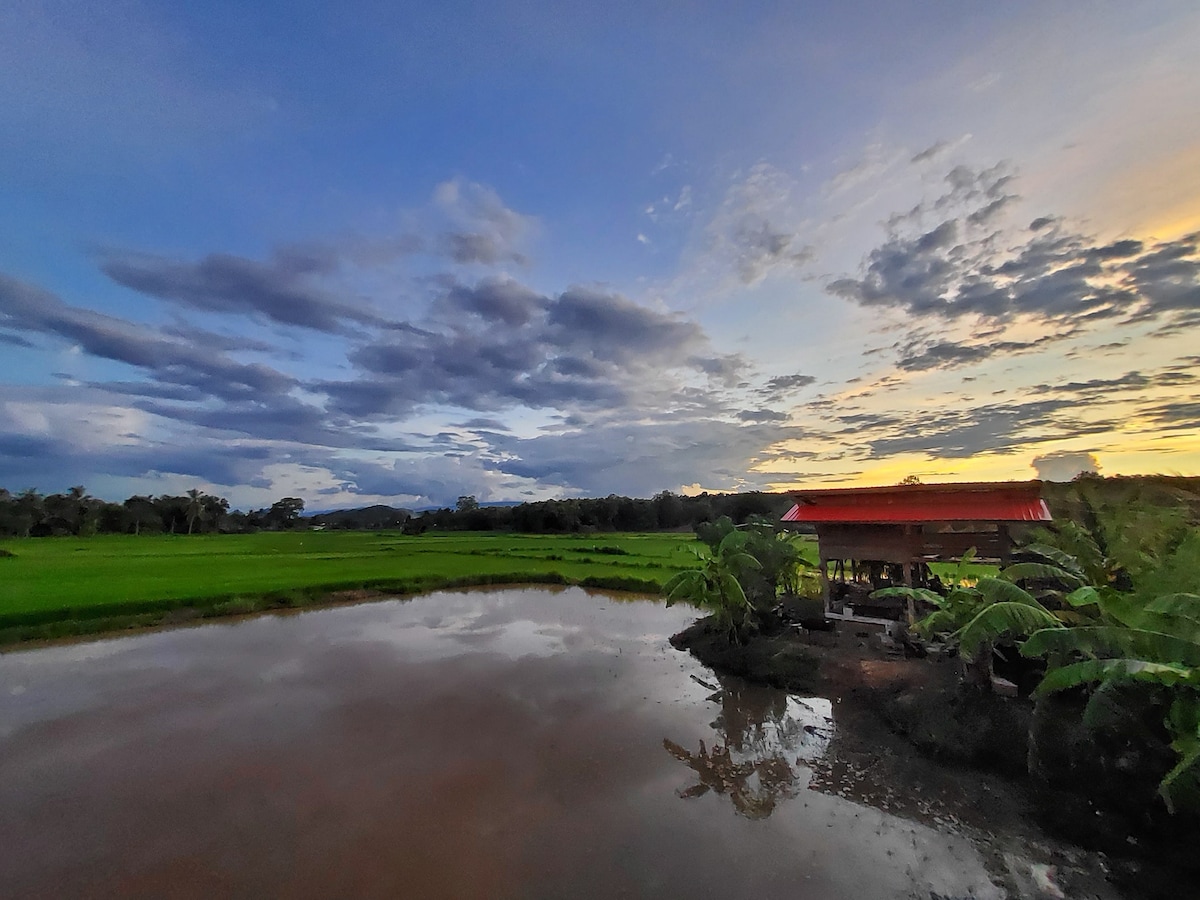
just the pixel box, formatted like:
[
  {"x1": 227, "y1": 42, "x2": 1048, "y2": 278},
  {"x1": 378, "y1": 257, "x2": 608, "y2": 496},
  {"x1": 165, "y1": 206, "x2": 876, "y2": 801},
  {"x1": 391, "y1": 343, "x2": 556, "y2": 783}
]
[{"x1": 0, "y1": 531, "x2": 732, "y2": 641}]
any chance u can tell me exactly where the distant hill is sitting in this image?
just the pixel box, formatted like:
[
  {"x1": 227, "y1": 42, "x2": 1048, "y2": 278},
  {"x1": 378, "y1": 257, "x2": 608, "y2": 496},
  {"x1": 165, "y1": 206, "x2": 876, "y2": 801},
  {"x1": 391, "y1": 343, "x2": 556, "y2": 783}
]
[{"x1": 305, "y1": 505, "x2": 413, "y2": 530}]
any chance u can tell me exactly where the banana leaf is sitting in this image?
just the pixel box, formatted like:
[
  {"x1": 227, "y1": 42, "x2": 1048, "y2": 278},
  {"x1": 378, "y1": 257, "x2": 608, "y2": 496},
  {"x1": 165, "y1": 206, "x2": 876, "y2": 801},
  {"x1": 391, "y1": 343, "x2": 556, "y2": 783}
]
[
  {"x1": 1001, "y1": 562, "x2": 1085, "y2": 589},
  {"x1": 1022, "y1": 626, "x2": 1200, "y2": 667},
  {"x1": 915, "y1": 608, "x2": 964, "y2": 637},
  {"x1": 1034, "y1": 658, "x2": 1197, "y2": 695},
  {"x1": 976, "y1": 576, "x2": 1042, "y2": 607},
  {"x1": 1064, "y1": 586, "x2": 1102, "y2": 607},
  {"x1": 955, "y1": 601, "x2": 1062, "y2": 660},
  {"x1": 1017, "y1": 543, "x2": 1087, "y2": 579},
  {"x1": 1146, "y1": 594, "x2": 1200, "y2": 625},
  {"x1": 870, "y1": 586, "x2": 944, "y2": 606}
]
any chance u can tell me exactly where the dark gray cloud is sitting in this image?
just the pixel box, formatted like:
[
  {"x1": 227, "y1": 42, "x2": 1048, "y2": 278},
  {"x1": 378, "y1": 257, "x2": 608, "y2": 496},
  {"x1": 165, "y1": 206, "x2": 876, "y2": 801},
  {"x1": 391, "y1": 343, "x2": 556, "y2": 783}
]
[
  {"x1": 0, "y1": 421, "x2": 273, "y2": 491},
  {"x1": 487, "y1": 419, "x2": 811, "y2": 497},
  {"x1": 440, "y1": 277, "x2": 546, "y2": 325},
  {"x1": 1137, "y1": 399, "x2": 1200, "y2": 431},
  {"x1": 762, "y1": 373, "x2": 816, "y2": 393},
  {"x1": 432, "y1": 178, "x2": 534, "y2": 267},
  {"x1": 1033, "y1": 372, "x2": 1150, "y2": 395},
  {"x1": 0, "y1": 274, "x2": 296, "y2": 402},
  {"x1": 896, "y1": 333, "x2": 1067, "y2": 371},
  {"x1": 828, "y1": 167, "x2": 1200, "y2": 333},
  {"x1": 317, "y1": 282, "x2": 720, "y2": 420},
  {"x1": 687, "y1": 354, "x2": 748, "y2": 384},
  {"x1": 100, "y1": 251, "x2": 383, "y2": 334},
  {"x1": 844, "y1": 398, "x2": 1119, "y2": 460},
  {"x1": 737, "y1": 409, "x2": 788, "y2": 423}
]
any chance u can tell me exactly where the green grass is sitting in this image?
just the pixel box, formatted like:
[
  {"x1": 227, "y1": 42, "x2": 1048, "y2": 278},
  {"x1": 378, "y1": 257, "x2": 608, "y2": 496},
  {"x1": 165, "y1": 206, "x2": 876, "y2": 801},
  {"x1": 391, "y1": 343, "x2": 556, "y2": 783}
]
[{"x1": 0, "y1": 531, "x2": 705, "y2": 643}]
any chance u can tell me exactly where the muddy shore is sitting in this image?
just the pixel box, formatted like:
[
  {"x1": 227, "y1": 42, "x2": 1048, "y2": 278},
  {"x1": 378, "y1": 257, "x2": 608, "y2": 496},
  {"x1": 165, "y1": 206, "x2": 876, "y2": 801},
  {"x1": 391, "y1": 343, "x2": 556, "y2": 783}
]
[{"x1": 671, "y1": 616, "x2": 1200, "y2": 900}]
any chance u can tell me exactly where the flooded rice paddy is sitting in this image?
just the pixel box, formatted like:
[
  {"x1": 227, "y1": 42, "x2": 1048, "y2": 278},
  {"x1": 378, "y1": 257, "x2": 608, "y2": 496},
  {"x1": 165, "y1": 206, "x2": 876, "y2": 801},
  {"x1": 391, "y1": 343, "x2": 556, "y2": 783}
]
[{"x1": 1, "y1": 587, "x2": 1119, "y2": 899}]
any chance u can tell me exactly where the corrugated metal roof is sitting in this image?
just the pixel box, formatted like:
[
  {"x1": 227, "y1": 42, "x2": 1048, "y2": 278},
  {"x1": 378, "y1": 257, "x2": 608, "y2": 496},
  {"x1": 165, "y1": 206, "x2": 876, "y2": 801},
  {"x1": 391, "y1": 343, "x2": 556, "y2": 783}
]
[{"x1": 781, "y1": 481, "x2": 1051, "y2": 524}]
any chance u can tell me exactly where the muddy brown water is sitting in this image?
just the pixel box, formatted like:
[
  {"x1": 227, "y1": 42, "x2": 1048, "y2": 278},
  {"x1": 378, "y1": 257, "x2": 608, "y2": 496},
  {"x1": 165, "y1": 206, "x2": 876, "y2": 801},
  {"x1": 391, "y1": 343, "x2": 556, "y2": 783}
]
[{"x1": 0, "y1": 587, "x2": 1120, "y2": 899}]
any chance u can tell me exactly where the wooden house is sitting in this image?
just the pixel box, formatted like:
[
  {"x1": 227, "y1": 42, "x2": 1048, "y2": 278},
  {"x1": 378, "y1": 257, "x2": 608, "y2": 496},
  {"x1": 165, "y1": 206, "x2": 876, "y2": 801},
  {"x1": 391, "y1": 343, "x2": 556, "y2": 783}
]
[{"x1": 780, "y1": 481, "x2": 1051, "y2": 623}]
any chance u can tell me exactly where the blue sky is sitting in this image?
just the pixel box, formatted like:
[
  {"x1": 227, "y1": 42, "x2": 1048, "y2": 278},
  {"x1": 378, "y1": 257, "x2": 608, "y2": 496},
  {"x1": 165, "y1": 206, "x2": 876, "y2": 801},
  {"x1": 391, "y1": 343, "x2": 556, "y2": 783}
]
[{"x1": 2, "y1": 0, "x2": 1199, "y2": 508}]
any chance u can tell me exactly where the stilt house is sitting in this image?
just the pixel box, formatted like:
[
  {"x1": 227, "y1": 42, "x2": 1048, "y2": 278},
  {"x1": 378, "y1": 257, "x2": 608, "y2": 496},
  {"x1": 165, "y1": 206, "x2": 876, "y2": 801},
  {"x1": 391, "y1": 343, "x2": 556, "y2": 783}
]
[{"x1": 780, "y1": 482, "x2": 1051, "y2": 623}]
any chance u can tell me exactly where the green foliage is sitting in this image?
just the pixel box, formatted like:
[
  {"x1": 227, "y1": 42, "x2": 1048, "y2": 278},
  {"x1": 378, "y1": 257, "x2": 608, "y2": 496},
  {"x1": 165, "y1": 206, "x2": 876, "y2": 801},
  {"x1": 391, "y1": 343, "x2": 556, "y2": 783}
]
[
  {"x1": 1000, "y1": 562, "x2": 1085, "y2": 590},
  {"x1": 664, "y1": 531, "x2": 761, "y2": 643},
  {"x1": 1016, "y1": 544, "x2": 1087, "y2": 580},
  {"x1": 1025, "y1": 625, "x2": 1200, "y2": 667},
  {"x1": 956, "y1": 602, "x2": 1063, "y2": 662},
  {"x1": 1022, "y1": 592, "x2": 1200, "y2": 810},
  {"x1": 871, "y1": 586, "x2": 945, "y2": 607},
  {"x1": 949, "y1": 546, "x2": 978, "y2": 588}
]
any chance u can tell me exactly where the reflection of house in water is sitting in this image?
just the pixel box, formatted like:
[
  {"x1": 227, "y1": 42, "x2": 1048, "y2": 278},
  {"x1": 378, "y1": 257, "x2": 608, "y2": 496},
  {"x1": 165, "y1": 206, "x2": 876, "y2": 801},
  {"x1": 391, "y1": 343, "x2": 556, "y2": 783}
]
[{"x1": 781, "y1": 482, "x2": 1051, "y2": 623}]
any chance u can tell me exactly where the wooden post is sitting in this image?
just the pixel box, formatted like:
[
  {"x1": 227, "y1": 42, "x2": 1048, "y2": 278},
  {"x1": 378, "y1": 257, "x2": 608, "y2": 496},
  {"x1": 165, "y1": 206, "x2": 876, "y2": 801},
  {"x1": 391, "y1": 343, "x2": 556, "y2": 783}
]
[{"x1": 819, "y1": 556, "x2": 830, "y2": 615}]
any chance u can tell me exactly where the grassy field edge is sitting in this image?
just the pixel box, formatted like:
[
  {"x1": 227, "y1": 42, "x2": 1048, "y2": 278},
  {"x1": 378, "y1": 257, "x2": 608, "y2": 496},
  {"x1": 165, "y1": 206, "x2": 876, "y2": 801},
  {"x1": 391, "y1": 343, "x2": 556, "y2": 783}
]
[{"x1": 0, "y1": 569, "x2": 664, "y2": 646}]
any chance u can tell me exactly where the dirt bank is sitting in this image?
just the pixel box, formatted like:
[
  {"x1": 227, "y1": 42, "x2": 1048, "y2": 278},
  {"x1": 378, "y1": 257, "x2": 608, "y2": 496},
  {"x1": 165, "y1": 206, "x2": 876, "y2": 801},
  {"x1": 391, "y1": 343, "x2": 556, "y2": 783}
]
[{"x1": 671, "y1": 615, "x2": 1200, "y2": 900}]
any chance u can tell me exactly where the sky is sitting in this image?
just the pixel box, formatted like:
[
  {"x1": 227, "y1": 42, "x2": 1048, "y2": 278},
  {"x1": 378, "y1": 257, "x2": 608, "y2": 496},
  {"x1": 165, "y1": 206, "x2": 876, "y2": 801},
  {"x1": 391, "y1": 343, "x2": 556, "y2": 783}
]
[{"x1": 2, "y1": 0, "x2": 1199, "y2": 510}]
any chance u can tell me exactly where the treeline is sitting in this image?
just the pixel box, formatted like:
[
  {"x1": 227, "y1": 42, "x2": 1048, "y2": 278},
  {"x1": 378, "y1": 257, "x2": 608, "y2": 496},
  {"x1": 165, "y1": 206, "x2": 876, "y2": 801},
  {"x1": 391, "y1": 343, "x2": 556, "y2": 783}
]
[
  {"x1": 407, "y1": 491, "x2": 795, "y2": 534},
  {"x1": 0, "y1": 487, "x2": 305, "y2": 537}
]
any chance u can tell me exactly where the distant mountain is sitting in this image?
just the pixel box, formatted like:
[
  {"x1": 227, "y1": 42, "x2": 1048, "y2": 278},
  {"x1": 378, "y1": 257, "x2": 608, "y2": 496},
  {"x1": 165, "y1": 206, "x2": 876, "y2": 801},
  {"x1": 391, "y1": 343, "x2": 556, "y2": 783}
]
[{"x1": 304, "y1": 505, "x2": 413, "y2": 530}]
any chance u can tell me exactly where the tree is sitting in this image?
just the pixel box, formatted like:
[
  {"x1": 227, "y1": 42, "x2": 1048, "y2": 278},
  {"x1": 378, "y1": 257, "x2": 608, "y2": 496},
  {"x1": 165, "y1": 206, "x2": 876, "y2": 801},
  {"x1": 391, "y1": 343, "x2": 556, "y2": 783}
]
[
  {"x1": 123, "y1": 496, "x2": 159, "y2": 535},
  {"x1": 14, "y1": 488, "x2": 44, "y2": 537},
  {"x1": 664, "y1": 530, "x2": 761, "y2": 644},
  {"x1": 266, "y1": 497, "x2": 305, "y2": 530},
  {"x1": 456, "y1": 495, "x2": 479, "y2": 513}
]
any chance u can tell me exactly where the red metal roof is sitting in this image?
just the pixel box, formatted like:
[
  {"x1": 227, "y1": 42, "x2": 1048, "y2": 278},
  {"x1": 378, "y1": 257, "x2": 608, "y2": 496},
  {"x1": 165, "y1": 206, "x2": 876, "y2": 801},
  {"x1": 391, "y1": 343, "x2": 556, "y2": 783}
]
[{"x1": 781, "y1": 481, "x2": 1051, "y2": 524}]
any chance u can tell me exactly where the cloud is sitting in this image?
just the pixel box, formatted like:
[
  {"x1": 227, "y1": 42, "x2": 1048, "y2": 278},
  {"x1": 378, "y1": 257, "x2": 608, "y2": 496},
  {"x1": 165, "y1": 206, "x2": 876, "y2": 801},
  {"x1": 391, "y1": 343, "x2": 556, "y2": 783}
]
[
  {"x1": 326, "y1": 283, "x2": 717, "y2": 419},
  {"x1": 843, "y1": 398, "x2": 1118, "y2": 460},
  {"x1": 488, "y1": 419, "x2": 810, "y2": 497},
  {"x1": 828, "y1": 165, "x2": 1200, "y2": 335},
  {"x1": 0, "y1": 274, "x2": 296, "y2": 402},
  {"x1": 433, "y1": 178, "x2": 534, "y2": 266},
  {"x1": 762, "y1": 374, "x2": 816, "y2": 392},
  {"x1": 708, "y1": 163, "x2": 814, "y2": 284},
  {"x1": 0, "y1": 331, "x2": 36, "y2": 349},
  {"x1": 456, "y1": 418, "x2": 511, "y2": 432},
  {"x1": 911, "y1": 140, "x2": 953, "y2": 165},
  {"x1": 100, "y1": 250, "x2": 383, "y2": 334},
  {"x1": 910, "y1": 135, "x2": 972, "y2": 165},
  {"x1": 1137, "y1": 399, "x2": 1200, "y2": 432},
  {"x1": 438, "y1": 276, "x2": 547, "y2": 326},
  {"x1": 738, "y1": 409, "x2": 788, "y2": 423},
  {"x1": 754, "y1": 373, "x2": 817, "y2": 403},
  {"x1": 1031, "y1": 450, "x2": 1101, "y2": 481},
  {"x1": 827, "y1": 143, "x2": 905, "y2": 195},
  {"x1": 895, "y1": 334, "x2": 1068, "y2": 372}
]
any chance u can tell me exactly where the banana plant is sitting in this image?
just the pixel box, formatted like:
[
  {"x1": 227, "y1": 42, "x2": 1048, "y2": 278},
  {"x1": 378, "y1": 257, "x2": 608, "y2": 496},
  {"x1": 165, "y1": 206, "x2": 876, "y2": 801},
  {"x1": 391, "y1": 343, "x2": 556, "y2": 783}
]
[
  {"x1": 873, "y1": 547, "x2": 1066, "y2": 692},
  {"x1": 664, "y1": 530, "x2": 762, "y2": 644},
  {"x1": 1022, "y1": 592, "x2": 1200, "y2": 811}
]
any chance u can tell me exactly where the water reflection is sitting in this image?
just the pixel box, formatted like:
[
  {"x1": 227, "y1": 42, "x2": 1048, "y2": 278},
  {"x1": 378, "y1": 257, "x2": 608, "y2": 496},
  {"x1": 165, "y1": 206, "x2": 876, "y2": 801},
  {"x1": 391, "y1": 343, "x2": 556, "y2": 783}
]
[
  {"x1": 0, "y1": 587, "x2": 1118, "y2": 900},
  {"x1": 664, "y1": 674, "x2": 833, "y2": 819}
]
